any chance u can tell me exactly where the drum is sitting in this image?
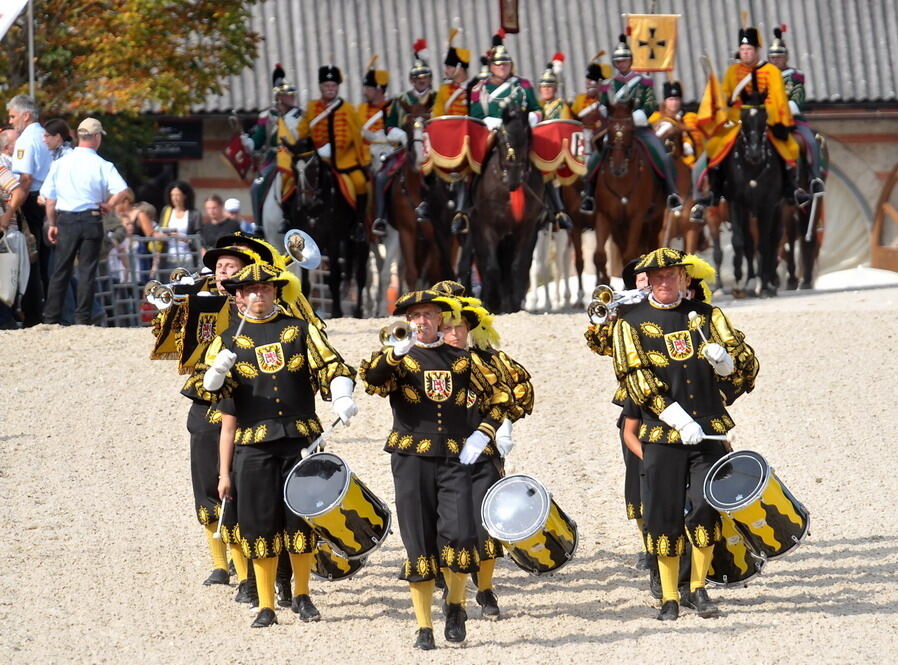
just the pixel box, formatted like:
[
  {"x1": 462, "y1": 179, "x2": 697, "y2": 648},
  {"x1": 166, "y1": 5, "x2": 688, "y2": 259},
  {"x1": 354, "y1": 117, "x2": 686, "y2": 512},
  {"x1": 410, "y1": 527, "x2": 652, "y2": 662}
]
[
  {"x1": 704, "y1": 450, "x2": 810, "y2": 560},
  {"x1": 530, "y1": 119, "x2": 587, "y2": 185},
  {"x1": 422, "y1": 116, "x2": 491, "y2": 177},
  {"x1": 481, "y1": 474, "x2": 578, "y2": 576},
  {"x1": 706, "y1": 513, "x2": 766, "y2": 587},
  {"x1": 284, "y1": 452, "x2": 392, "y2": 560},
  {"x1": 311, "y1": 540, "x2": 367, "y2": 581}
]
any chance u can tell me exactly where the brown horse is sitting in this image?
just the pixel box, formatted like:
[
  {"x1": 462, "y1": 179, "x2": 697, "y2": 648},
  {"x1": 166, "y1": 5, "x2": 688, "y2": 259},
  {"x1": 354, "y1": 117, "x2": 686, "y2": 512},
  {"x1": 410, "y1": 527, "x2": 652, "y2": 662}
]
[
  {"x1": 655, "y1": 119, "x2": 701, "y2": 253},
  {"x1": 591, "y1": 98, "x2": 666, "y2": 285}
]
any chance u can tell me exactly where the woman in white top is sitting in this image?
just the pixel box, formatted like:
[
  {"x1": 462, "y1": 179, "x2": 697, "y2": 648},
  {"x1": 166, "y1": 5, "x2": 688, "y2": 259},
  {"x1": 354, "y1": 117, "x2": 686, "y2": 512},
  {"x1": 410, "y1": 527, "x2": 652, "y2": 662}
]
[{"x1": 155, "y1": 179, "x2": 201, "y2": 271}]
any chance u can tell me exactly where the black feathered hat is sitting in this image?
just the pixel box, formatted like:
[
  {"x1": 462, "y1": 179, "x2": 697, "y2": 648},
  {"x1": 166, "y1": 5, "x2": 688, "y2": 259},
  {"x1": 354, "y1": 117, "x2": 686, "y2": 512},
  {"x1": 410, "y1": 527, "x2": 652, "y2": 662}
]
[{"x1": 318, "y1": 64, "x2": 343, "y2": 84}]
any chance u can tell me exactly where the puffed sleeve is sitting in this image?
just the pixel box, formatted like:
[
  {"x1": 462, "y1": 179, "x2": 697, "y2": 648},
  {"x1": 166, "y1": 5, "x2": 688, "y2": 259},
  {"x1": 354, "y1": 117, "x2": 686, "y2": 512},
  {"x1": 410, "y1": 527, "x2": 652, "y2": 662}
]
[
  {"x1": 584, "y1": 320, "x2": 615, "y2": 356},
  {"x1": 612, "y1": 318, "x2": 671, "y2": 416},
  {"x1": 358, "y1": 347, "x2": 404, "y2": 397},
  {"x1": 709, "y1": 307, "x2": 759, "y2": 404},
  {"x1": 493, "y1": 350, "x2": 534, "y2": 421},
  {"x1": 305, "y1": 324, "x2": 356, "y2": 400},
  {"x1": 469, "y1": 352, "x2": 512, "y2": 439}
]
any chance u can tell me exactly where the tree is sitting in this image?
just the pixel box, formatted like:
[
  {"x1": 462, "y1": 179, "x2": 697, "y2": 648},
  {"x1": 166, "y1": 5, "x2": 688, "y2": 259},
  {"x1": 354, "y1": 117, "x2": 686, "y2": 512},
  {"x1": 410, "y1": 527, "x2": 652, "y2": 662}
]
[{"x1": 1, "y1": 0, "x2": 263, "y2": 116}]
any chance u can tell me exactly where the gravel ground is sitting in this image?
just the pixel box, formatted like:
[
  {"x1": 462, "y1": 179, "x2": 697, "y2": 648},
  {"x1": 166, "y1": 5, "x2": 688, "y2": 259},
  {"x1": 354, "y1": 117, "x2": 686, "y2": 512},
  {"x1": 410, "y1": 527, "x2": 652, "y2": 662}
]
[{"x1": 2, "y1": 286, "x2": 897, "y2": 664}]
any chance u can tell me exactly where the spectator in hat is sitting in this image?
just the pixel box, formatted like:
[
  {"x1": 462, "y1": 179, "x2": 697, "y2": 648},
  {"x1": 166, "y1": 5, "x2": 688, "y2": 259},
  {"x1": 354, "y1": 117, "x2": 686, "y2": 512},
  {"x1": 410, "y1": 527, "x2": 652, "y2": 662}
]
[{"x1": 224, "y1": 197, "x2": 254, "y2": 234}]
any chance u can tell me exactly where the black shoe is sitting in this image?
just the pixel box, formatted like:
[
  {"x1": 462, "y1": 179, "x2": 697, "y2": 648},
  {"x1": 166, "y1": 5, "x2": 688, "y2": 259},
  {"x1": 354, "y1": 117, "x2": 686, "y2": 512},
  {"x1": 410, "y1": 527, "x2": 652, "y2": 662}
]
[
  {"x1": 291, "y1": 594, "x2": 321, "y2": 622},
  {"x1": 681, "y1": 587, "x2": 719, "y2": 618},
  {"x1": 444, "y1": 602, "x2": 467, "y2": 643},
  {"x1": 234, "y1": 579, "x2": 258, "y2": 606},
  {"x1": 450, "y1": 212, "x2": 469, "y2": 235},
  {"x1": 554, "y1": 212, "x2": 573, "y2": 230},
  {"x1": 414, "y1": 627, "x2": 436, "y2": 650},
  {"x1": 649, "y1": 569, "x2": 662, "y2": 600},
  {"x1": 251, "y1": 608, "x2": 278, "y2": 628},
  {"x1": 635, "y1": 551, "x2": 649, "y2": 570},
  {"x1": 579, "y1": 194, "x2": 595, "y2": 215},
  {"x1": 276, "y1": 579, "x2": 292, "y2": 608},
  {"x1": 667, "y1": 193, "x2": 684, "y2": 212},
  {"x1": 657, "y1": 600, "x2": 679, "y2": 621},
  {"x1": 475, "y1": 589, "x2": 500, "y2": 620},
  {"x1": 203, "y1": 568, "x2": 229, "y2": 586},
  {"x1": 689, "y1": 203, "x2": 705, "y2": 223},
  {"x1": 371, "y1": 218, "x2": 387, "y2": 236}
]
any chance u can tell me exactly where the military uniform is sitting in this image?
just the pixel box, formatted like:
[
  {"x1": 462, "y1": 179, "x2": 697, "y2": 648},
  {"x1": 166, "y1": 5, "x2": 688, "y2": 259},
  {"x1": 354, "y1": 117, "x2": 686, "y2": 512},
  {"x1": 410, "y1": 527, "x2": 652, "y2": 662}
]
[{"x1": 432, "y1": 80, "x2": 469, "y2": 118}]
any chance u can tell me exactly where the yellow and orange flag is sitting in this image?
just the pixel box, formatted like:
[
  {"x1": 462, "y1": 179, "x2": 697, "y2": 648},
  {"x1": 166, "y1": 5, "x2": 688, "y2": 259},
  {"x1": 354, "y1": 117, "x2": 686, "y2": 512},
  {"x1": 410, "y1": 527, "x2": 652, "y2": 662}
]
[{"x1": 626, "y1": 14, "x2": 678, "y2": 72}]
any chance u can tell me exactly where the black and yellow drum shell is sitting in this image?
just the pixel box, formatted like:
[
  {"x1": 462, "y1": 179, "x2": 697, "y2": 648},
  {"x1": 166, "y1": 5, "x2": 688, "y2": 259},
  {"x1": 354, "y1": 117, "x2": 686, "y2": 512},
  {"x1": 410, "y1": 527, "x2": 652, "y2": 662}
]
[
  {"x1": 504, "y1": 502, "x2": 578, "y2": 576},
  {"x1": 706, "y1": 512, "x2": 766, "y2": 587},
  {"x1": 311, "y1": 540, "x2": 367, "y2": 581}
]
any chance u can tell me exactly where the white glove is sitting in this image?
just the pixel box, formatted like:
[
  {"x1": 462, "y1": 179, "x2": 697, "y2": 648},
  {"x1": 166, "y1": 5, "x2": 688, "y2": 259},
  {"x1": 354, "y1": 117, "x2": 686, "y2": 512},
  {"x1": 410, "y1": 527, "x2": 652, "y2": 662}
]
[
  {"x1": 460, "y1": 430, "x2": 491, "y2": 465},
  {"x1": 390, "y1": 332, "x2": 416, "y2": 357},
  {"x1": 659, "y1": 402, "x2": 705, "y2": 446},
  {"x1": 329, "y1": 376, "x2": 358, "y2": 425},
  {"x1": 527, "y1": 111, "x2": 541, "y2": 127},
  {"x1": 683, "y1": 141, "x2": 695, "y2": 157},
  {"x1": 386, "y1": 127, "x2": 407, "y2": 145},
  {"x1": 654, "y1": 120, "x2": 674, "y2": 137},
  {"x1": 788, "y1": 100, "x2": 800, "y2": 116},
  {"x1": 495, "y1": 420, "x2": 515, "y2": 458},
  {"x1": 203, "y1": 349, "x2": 237, "y2": 391},
  {"x1": 632, "y1": 109, "x2": 648, "y2": 127},
  {"x1": 483, "y1": 116, "x2": 502, "y2": 131},
  {"x1": 702, "y1": 342, "x2": 735, "y2": 377},
  {"x1": 240, "y1": 133, "x2": 254, "y2": 154},
  {"x1": 316, "y1": 144, "x2": 332, "y2": 159}
]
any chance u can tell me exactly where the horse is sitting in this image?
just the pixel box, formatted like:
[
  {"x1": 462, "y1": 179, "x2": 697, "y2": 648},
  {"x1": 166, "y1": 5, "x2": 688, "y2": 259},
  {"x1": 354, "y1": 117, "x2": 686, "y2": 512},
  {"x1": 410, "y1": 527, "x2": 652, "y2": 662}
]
[
  {"x1": 780, "y1": 133, "x2": 828, "y2": 290},
  {"x1": 720, "y1": 104, "x2": 785, "y2": 297},
  {"x1": 525, "y1": 224, "x2": 573, "y2": 311},
  {"x1": 464, "y1": 102, "x2": 544, "y2": 313},
  {"x1": 590, "y1": 97, "x2": 667, "y2": 285},
  {"x1": 655, "y1": 119, "x2": 701, "y2": 253},
  {"x1": 291, "y1": 150, "x2": 368, "y2": 318}
]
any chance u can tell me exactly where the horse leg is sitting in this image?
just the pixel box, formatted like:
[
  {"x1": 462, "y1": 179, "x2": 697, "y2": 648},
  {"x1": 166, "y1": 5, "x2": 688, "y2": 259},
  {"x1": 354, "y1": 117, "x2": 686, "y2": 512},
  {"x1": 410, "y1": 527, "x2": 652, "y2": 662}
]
[
  {"x1": 781, "y1": 204, "x2": 799, "y2": 290},
  {"x1": 572, "y1": 226, "x2": 585, "y2": 306},
  {"x1": 526, "y1": 228, "x2": 547, "y2": 311},
  {"x1": 593, "y1": 211, "x2": 611, "y2": 286},
  {"x1": 555, "y1": 229, "x2": 571, "y2": 310},
  {"x1": 729, "y1": 204, "x2": 747, "y2": 297},
  {"x1": 352, "y1": 240, "x2": 368, "y2": 318},
  {"x1": 759, "y1": 202, "x2": 782, "y2": 298}
]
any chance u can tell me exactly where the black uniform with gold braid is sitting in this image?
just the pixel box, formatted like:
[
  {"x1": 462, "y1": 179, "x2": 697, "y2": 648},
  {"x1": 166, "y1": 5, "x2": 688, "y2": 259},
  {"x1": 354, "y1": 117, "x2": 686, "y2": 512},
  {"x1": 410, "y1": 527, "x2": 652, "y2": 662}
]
[
  {"x1": 198, "y1": 261, "x2": 356, "y2": 626},
  {"x1": 358, "y1": 287, "x2": 511, "y2": 647},
  {"x1": 611, "y1": 247, "x2": 759, "y2": 619}
]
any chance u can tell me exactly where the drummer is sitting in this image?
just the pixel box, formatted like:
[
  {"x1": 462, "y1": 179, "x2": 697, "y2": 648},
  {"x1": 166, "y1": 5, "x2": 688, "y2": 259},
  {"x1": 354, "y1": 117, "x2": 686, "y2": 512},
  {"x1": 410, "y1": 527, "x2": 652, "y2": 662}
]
[
  {"x1": 199, "y1": 261, "x2": 358, "y2": 628},
  {"x1": 358, "y1": 288, "x2": 511, "y2": 649},
  {"x1": 611, "y1": 247, "x2": 759, "y2": 620},
  {"x1": 434, "y1": 280, "x2": 534, "y2": 620}
]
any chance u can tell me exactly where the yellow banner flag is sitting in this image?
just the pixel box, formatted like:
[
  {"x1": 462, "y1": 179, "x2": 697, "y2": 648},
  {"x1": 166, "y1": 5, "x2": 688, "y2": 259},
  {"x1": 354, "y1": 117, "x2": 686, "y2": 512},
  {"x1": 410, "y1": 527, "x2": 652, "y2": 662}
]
[{"x1": 626, "y1": 14, "x2": 678, "y2": 72}]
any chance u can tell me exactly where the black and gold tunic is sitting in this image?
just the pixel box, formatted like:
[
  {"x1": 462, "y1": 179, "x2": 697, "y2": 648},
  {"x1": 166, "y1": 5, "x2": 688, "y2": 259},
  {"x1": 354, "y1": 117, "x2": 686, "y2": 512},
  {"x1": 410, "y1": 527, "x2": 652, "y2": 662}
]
[
  {"x1": 196, "y1": 308, "x2": 355, "y2": 444},
  {"x1": 359, "y1": 341, "x2": 511, "y2": 457},
  {"x1": 612, "y1": 298, "x2": 758, "y2": 443}
]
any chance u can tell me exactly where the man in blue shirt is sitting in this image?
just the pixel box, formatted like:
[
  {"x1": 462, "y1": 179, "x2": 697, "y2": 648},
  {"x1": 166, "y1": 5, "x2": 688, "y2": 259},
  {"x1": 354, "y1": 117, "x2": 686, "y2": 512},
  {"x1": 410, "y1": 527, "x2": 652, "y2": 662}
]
[
  {"x1": 40, "y1": 118, "x2": 128, "y2": 325},
  {"x1": 7, "y1": 94, "x2": 52, "y2": 326}
]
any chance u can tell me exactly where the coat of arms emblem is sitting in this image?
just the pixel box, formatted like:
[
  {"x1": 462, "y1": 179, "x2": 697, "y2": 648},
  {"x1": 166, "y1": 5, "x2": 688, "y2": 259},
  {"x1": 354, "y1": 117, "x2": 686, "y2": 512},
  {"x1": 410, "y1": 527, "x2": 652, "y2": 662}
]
[
  {"x1": 255, "y1": 342, "x2": 285, "y2": 373},
  {"x1": 197, "y1": 313, "x2": 217, "y2": 342},
  {"x1": 424, "y1": 370, "x2": 452, "y2": 402},
  {"x1": 664, "y1": 330, "x2": 694, "y2": 361}
]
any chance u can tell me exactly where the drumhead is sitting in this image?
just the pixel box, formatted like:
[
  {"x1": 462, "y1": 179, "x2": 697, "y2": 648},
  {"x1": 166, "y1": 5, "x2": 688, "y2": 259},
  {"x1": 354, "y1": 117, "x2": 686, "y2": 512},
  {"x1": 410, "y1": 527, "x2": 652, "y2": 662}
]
[
  {"x1": 703, "y1": 450, "x2": 771, "y2": 512},
  {"x1": 534, "y1": 119, "x2": 584, "y2": 129},
  {"x1": 481, "y1": 474, "x2": 551, "y2": 543},
  {"x1": 283, "y1": 452, "x2": 351, "y2": 518}
]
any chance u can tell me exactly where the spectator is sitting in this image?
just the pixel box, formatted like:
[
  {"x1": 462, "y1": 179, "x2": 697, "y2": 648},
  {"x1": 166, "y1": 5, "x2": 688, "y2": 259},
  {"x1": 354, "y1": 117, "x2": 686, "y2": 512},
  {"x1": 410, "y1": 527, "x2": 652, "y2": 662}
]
[
  {"x1": 115, "y1": 188, "x2": 158, "y2": 282},
  {"x1": 199, "y1": 194, "x2": 240, "y2": 251},
  {"x1": 224, "y1": 197, "x2": 255, "y2": 234},
  {"x1": 6, "y1": 94, "x2": 52, "y2": 327},
  {"x1": 42, "y1": 119, "x2": 74, "y2": 161},
  {"x1": 154, "y1": 179, "x2": 200, "y2": 271},
  {"x1": 0, "y1": 127, "x2": 18, "y2": 168},
  {"x1": 40, "y1": 117, "x2": 128, "y2": 325}
]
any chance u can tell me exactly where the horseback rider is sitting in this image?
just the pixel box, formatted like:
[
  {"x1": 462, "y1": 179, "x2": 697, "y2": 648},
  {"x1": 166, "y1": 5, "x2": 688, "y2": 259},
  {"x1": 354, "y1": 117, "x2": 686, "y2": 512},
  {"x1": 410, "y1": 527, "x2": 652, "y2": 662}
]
[
  {"x1": 469, "y1": 30, "x2": 541, "y2": 131},
  {"x1": 768, "y1": 25, "x2": 825, "y2": 196},
  {"x1": 298, "y1": 64, "x2": 370, "y2": 241},
  {"x1": 650, "y1": 81, "x2": 698, "y2": 168},
  {"x1": 433, "y1": 30, "x2": 471, "y2": 118},
  {"x1": 535, "y1": 58, "x2": 574, "y2": 230},
  {"x1": 572, "y1": 51, "x2": 610, "y2": 214},
  {"x1": 691, "y1": 26, "x2": 811, "y2": 222},
  {"x1": 580, "y1": 35, "x2": 683, "y2": 215},
  {"x1": 372, "y1": 40, "x2": 435, "y2": 237},
  {"x1": 358, "y1": 56, "x2": 393, "y2": 177}
]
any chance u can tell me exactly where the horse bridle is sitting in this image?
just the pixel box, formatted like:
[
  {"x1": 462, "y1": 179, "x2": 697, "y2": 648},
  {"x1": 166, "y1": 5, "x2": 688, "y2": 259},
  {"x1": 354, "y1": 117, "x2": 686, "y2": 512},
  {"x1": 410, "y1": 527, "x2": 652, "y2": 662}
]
[{"x1": 736, "y1": 106, "x2": 771, "y2": 167}]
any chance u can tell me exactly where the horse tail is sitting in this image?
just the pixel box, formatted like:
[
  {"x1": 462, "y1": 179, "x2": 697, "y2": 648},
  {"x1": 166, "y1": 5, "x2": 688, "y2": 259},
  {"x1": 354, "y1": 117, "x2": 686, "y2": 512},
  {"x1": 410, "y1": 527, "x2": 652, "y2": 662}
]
[{"x1": 510, "y1": 187, "x2": 525, "y2": 222}]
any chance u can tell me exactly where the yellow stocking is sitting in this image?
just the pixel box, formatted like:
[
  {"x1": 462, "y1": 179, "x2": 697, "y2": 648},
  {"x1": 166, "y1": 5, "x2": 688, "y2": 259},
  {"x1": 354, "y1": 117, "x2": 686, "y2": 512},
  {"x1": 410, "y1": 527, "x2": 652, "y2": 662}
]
[
  {"x1": 477, "y1": 559, "x2": 496, "y2": 592},
  {"x1": 657, "y1": 555, "x2": 681, "y2": 603},
  {"x1": 690, "y1": 544, "x2": 714, "y2": 592},
  {"x1": 443, "y1": 568, "x2": 467, "y2": 606},
  {"x1": 409, "y1": 580, "x2": 435, "y2": 629},
  {"x1": 229, "y1": 544, "x2": 248, "y2": 582},
  {"x1": 289, "y1": 552, "x2": 313, "y2": 597},
  {"x1": 203, "y1": 523, "x2": 228, "y2": 571},
  {"x1": 252, "y1": 556, "x2": 278, "y2": 611}
]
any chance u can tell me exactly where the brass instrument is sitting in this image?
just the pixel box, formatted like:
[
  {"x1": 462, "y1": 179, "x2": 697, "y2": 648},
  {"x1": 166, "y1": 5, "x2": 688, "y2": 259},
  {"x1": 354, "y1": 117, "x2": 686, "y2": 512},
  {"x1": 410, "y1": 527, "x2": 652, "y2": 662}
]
[
  {"x1": 284, "y1": 229, "x2": 322, "y2": 270},
  {"x1": 379, "y1": 321, "x2": 416, "y2": 346},
  {"x1": 143, "y1": 268, "x2": 210, "y2": 310},
  {"x1": 586, "y1": 284, "x2": 648, "y2": 325}
]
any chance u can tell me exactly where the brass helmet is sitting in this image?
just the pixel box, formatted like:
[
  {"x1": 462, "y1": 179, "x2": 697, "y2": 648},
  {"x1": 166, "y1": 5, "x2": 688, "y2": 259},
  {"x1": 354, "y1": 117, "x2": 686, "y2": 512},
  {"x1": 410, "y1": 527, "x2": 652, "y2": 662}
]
[
  {"x1": 490, "y1": 29, "x2": 512, "y2": 65},
  {"x1": 272, "y1": 63, "x2": 297, "y2": 99},
  {"x1": 612, "y1": 34, "x2": 632, "y2": 61},
  {"x1": 539, "y1": 52, "x2": 564, "y2": 87},
  {"x1": 768, "y1": 25, "x2": 788, "y2": 57},
  {"x1": 410, "y1": 38, "x2": 432, "y2": 79}
]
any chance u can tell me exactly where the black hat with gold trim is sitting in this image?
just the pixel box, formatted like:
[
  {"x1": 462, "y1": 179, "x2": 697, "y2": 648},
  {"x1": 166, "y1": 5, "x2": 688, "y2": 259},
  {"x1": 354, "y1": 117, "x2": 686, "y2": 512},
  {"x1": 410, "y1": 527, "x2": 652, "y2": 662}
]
[
  {"x1": 318, "y1": 64, "x2": 343, "y2": 84},
  {"x1": 489, "y1": 29, "x2": 512, "y2": 65},
  {"x1": 768, "y1": 25, "x2": 788, "y2": 56},
  {"x1": 633, "y1": 247, "x2": 689, "y2": 273},
  {"x1": 444, "y1": 27, "x2": 471, "y2": 69},
  {"x1": 431, "y1": 280, "x2": 467, "y2": 297},
  {"x1": 221, "y1": 262, "x2": 290, "y2": 295},
  {"x1": 202, "y1": 245, "x2": 260, "y2": 272},
  {"x1": 215, "y1": 231, "x2": 278, "y2": 267},
  {"x1": 393, "y1": 288, "x2": 458, "y2": 315},
  {"x1": 663, "y1": 80, "x2": 683, "y2": 99},
  {"x1": 410, "y1": 39, "x2": 432, "y2": 79},
  {"x1": 612, "y1": 34, "x2": 632, "y2": 61},
  {"x1": 586, "y1": 50, "x2": 610, "y2": 82},
  {"x1": 272, "y1": 63, "x2": 297, "y2": 97},
  {"x1": 738, "y1": 27, "x2": 761, "y2": 48},
  {"x1": 362, "y1": 55, "x2": 390, "y2": 90}
]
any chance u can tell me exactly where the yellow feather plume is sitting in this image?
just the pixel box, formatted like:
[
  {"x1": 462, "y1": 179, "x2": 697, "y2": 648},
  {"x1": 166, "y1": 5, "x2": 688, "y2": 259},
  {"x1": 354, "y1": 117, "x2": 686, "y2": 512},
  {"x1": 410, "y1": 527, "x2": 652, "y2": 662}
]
[{"x1": 366, "y1": 54, "x2": 378, "y2": 71}]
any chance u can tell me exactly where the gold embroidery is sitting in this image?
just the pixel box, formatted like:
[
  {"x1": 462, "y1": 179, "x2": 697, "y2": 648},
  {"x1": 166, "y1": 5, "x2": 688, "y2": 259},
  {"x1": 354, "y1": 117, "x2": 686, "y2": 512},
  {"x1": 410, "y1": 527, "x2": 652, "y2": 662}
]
[
  {"x1": 455, "y1": 390, "x2": 466, "y2": 406},
  {"x1": 254, "y1": 537, "x2": 268, "y2": 558},
  {"x1": 255, "y1": 424, "x2": 268, "y2": 442},
  {"x1": 399, "y1": 435, "x2": 414, "y2": 450},
  {"x1": 711, "y1": 418, "x2": 726, "y2": 433},
  {"x1": 638, "y1": 423, "x2": 648, "y2": 439},
  {"x1": 387, "y1": 431, "x2": 400, "y2": 447},
  {"x1": 416, "y1": 556, "x2": 431, "y2": 577},
  {"x1": 441, "y1": 545, "x2": 456, "y2": 567},
  {"x1": 446, "y1": 438, "x2": 459, "y2": 454},
  {"x1": 688, "y1": 313, "x2": 706, "y2": 331},
  {"x1": 652, "y1": 395, "x2": 666, "y2": 414},
  {"x1": 416, "y1": 439, "x2": 432, "y2": 454},
  {"x1": 287, "y1": 354, "x2": 305, "y2": 371},
  {"x1": 648, "y1": 426, "x2": 663, "y2": 442},
  {"x1": 667, "y1": 429, "x2": 680, "y2": 442},
  {"x1": 280, "y1": 326, "x2": 300, "y2": 344},
  {"x1": 641, "y1": 322, "x2": 664, "y2": 338},
  {"x1": 207, "y1": 409, "x2": 222, "y2": 424},
  {"x1": 402, "y1": 386, "x2": 422, "y2": 403},
  {"x1": 402, "y1": 356, "x2": 421, "y2": 373},
  {"x1": 647, "y1": 351, "x2": 669, "y2": 367},
  {"x1": 451, "y1": 356, "x2": 469, "y2": 373},
  {"x1": 235, "y1": 361, "x2": 258, "y2": 379},
  {"x1": 296, "y1": 420, "x2": 309, "y2": 437},
  {"x1": 234, "y1": 335, "x2": 254, "y2": 349}
]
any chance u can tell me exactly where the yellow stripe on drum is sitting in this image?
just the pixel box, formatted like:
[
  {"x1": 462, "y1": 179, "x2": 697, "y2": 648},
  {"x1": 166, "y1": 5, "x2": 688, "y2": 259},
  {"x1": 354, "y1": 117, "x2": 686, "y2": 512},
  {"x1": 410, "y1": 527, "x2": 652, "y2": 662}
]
[
  {"x1": 307, "y1": 477, "x2": 385, "y2": 554},
  {"x1": 717, "y1": 514, "x2": 751, "y2": 577},
  {"x1": 761, "y1": 475, "x2": 806, "y2": 528},
  {"x1": 503, "y1": 503, "x2": 577, "y2": 572},
  {"x1": 730, "y1": 500, "x2": 781, "y2": 551}
]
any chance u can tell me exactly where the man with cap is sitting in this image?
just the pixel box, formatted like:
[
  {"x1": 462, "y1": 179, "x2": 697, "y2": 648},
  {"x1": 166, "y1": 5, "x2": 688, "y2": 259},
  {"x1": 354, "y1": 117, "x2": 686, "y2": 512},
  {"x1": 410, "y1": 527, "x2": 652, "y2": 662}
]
[
  {"x1": 433, "y1": 31, "x2": 472, "y2": 118},
  {"x1": 6, "y1": 94, "x2": 52, "y2": 326},
  {"x1": 611, "y1": 247, "x2": 759, "y2": 620},
  {"x1": 298, "y1": 64, "x2": 369, "y2": 241},
  {"x1": 434, "y1": 280, "x2": 533, "y2": 620},
  {"x1": 224, "y1": 197, "x2": 255, "y2": 235},
  {"x1": 581, "y1": 35, "x2": 683, "y2": 215},
  {"x1": 201, "y1": 260, "x2": 358, "y2": 628},
  {"x1": 40, "y1": 118, "x2": 128, "y2": 325},
  {"x1": 768, "y1": 25, "x2": 825, "y2": 196},
  {"x1": 470, "y1": 30, "x2": 541, "y2": 130},
  {"x1": 358, "y1": 288, "x2": 511, "y2": 649}
]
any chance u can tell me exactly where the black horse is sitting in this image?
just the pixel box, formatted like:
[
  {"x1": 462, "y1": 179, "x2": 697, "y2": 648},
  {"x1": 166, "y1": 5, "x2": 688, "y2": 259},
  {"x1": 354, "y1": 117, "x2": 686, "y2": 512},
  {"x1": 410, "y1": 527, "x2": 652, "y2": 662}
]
[
  {"x1": 291, "y1": 151, "x2": 368, "y2": 318},
  {"x1": 721, "y1": 105, "x2": 784, "y2": 297},
  {"x1": 462, "y1": 103, "x2": 544, "y2": 313}
]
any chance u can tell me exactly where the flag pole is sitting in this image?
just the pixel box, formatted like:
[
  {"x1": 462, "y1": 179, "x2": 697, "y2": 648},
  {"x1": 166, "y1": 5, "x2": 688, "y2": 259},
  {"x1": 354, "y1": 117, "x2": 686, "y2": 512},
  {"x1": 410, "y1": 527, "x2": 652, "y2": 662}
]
[{"x1": 27, "y1": 0, "x2": 35, "y2": 98}]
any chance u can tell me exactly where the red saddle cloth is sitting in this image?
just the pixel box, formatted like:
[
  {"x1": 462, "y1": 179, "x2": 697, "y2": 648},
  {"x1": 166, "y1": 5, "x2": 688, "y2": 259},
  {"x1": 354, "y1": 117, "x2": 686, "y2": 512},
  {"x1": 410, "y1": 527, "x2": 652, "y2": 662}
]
[
  {"x1": 423, "y1": 116, "x2": 491, "y2": 179},
  {"x1": 530, "y1": 119, "x2": 587, "y2": 185}
]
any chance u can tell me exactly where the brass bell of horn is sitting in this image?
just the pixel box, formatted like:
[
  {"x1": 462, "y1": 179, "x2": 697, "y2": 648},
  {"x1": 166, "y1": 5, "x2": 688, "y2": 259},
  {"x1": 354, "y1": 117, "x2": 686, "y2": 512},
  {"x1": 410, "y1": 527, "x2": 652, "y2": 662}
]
[
  {"x1": 379, "y1": 321, "x2": 415, "y2": 346},
  {"x1": 284, "y1": 229, "x2": 322, "y2": 270}
]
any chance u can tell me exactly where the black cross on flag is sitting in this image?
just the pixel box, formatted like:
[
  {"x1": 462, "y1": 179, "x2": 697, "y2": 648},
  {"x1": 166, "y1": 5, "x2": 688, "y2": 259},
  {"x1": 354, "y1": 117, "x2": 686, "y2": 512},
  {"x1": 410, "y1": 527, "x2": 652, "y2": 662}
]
[{"x1": 626, "y1": 14, "x2": 679, "y2": 72}]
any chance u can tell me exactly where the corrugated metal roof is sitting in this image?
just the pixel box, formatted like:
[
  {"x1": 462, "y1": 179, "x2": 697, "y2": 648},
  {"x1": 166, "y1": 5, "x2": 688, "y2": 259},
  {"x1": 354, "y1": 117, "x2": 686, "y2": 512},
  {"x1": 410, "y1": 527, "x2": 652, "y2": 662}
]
[{"x1": 199, "y1": 0, "x2": 898, "y2": 113}]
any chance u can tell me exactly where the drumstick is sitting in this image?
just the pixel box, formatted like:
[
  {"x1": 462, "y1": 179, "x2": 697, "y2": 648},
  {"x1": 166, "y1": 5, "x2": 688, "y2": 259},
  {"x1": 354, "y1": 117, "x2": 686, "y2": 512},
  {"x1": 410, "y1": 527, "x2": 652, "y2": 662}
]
[
  {"x1": 232, "y1": 293, "x2": 258, "y2": 339},
  {"x1": 213, "y1": 496, "x2": 227, "y2": 540},
  {"x1": 301, "y1": 417, "x2": 343, "y2": 459},
  {"x1": 687, "y1": 311, "x2": 710, "y2": 344}
]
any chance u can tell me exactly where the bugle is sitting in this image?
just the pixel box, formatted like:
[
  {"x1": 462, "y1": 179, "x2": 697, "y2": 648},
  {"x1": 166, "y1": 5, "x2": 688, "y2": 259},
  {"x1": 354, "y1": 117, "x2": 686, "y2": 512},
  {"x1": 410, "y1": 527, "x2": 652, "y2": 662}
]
[{"x1": 379, "y1": 321, "x2": 416, "y2": 346}]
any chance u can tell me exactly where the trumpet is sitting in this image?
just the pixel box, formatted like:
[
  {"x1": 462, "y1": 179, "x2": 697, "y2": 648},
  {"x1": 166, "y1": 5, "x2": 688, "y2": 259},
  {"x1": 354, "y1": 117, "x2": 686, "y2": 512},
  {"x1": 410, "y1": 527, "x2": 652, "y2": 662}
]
[
  {"x1": 586, "y1": 284, "x2": 648, "y2": 325},
  {"x1": 143, "y1": 268, "x2": 211, "y2": 310},
  {"x1": 379, "y1": 321, "x2": 417, "y2": 346},
  {"x1": 284, "y1": 229, "x2": 322, "y2": 270}
]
